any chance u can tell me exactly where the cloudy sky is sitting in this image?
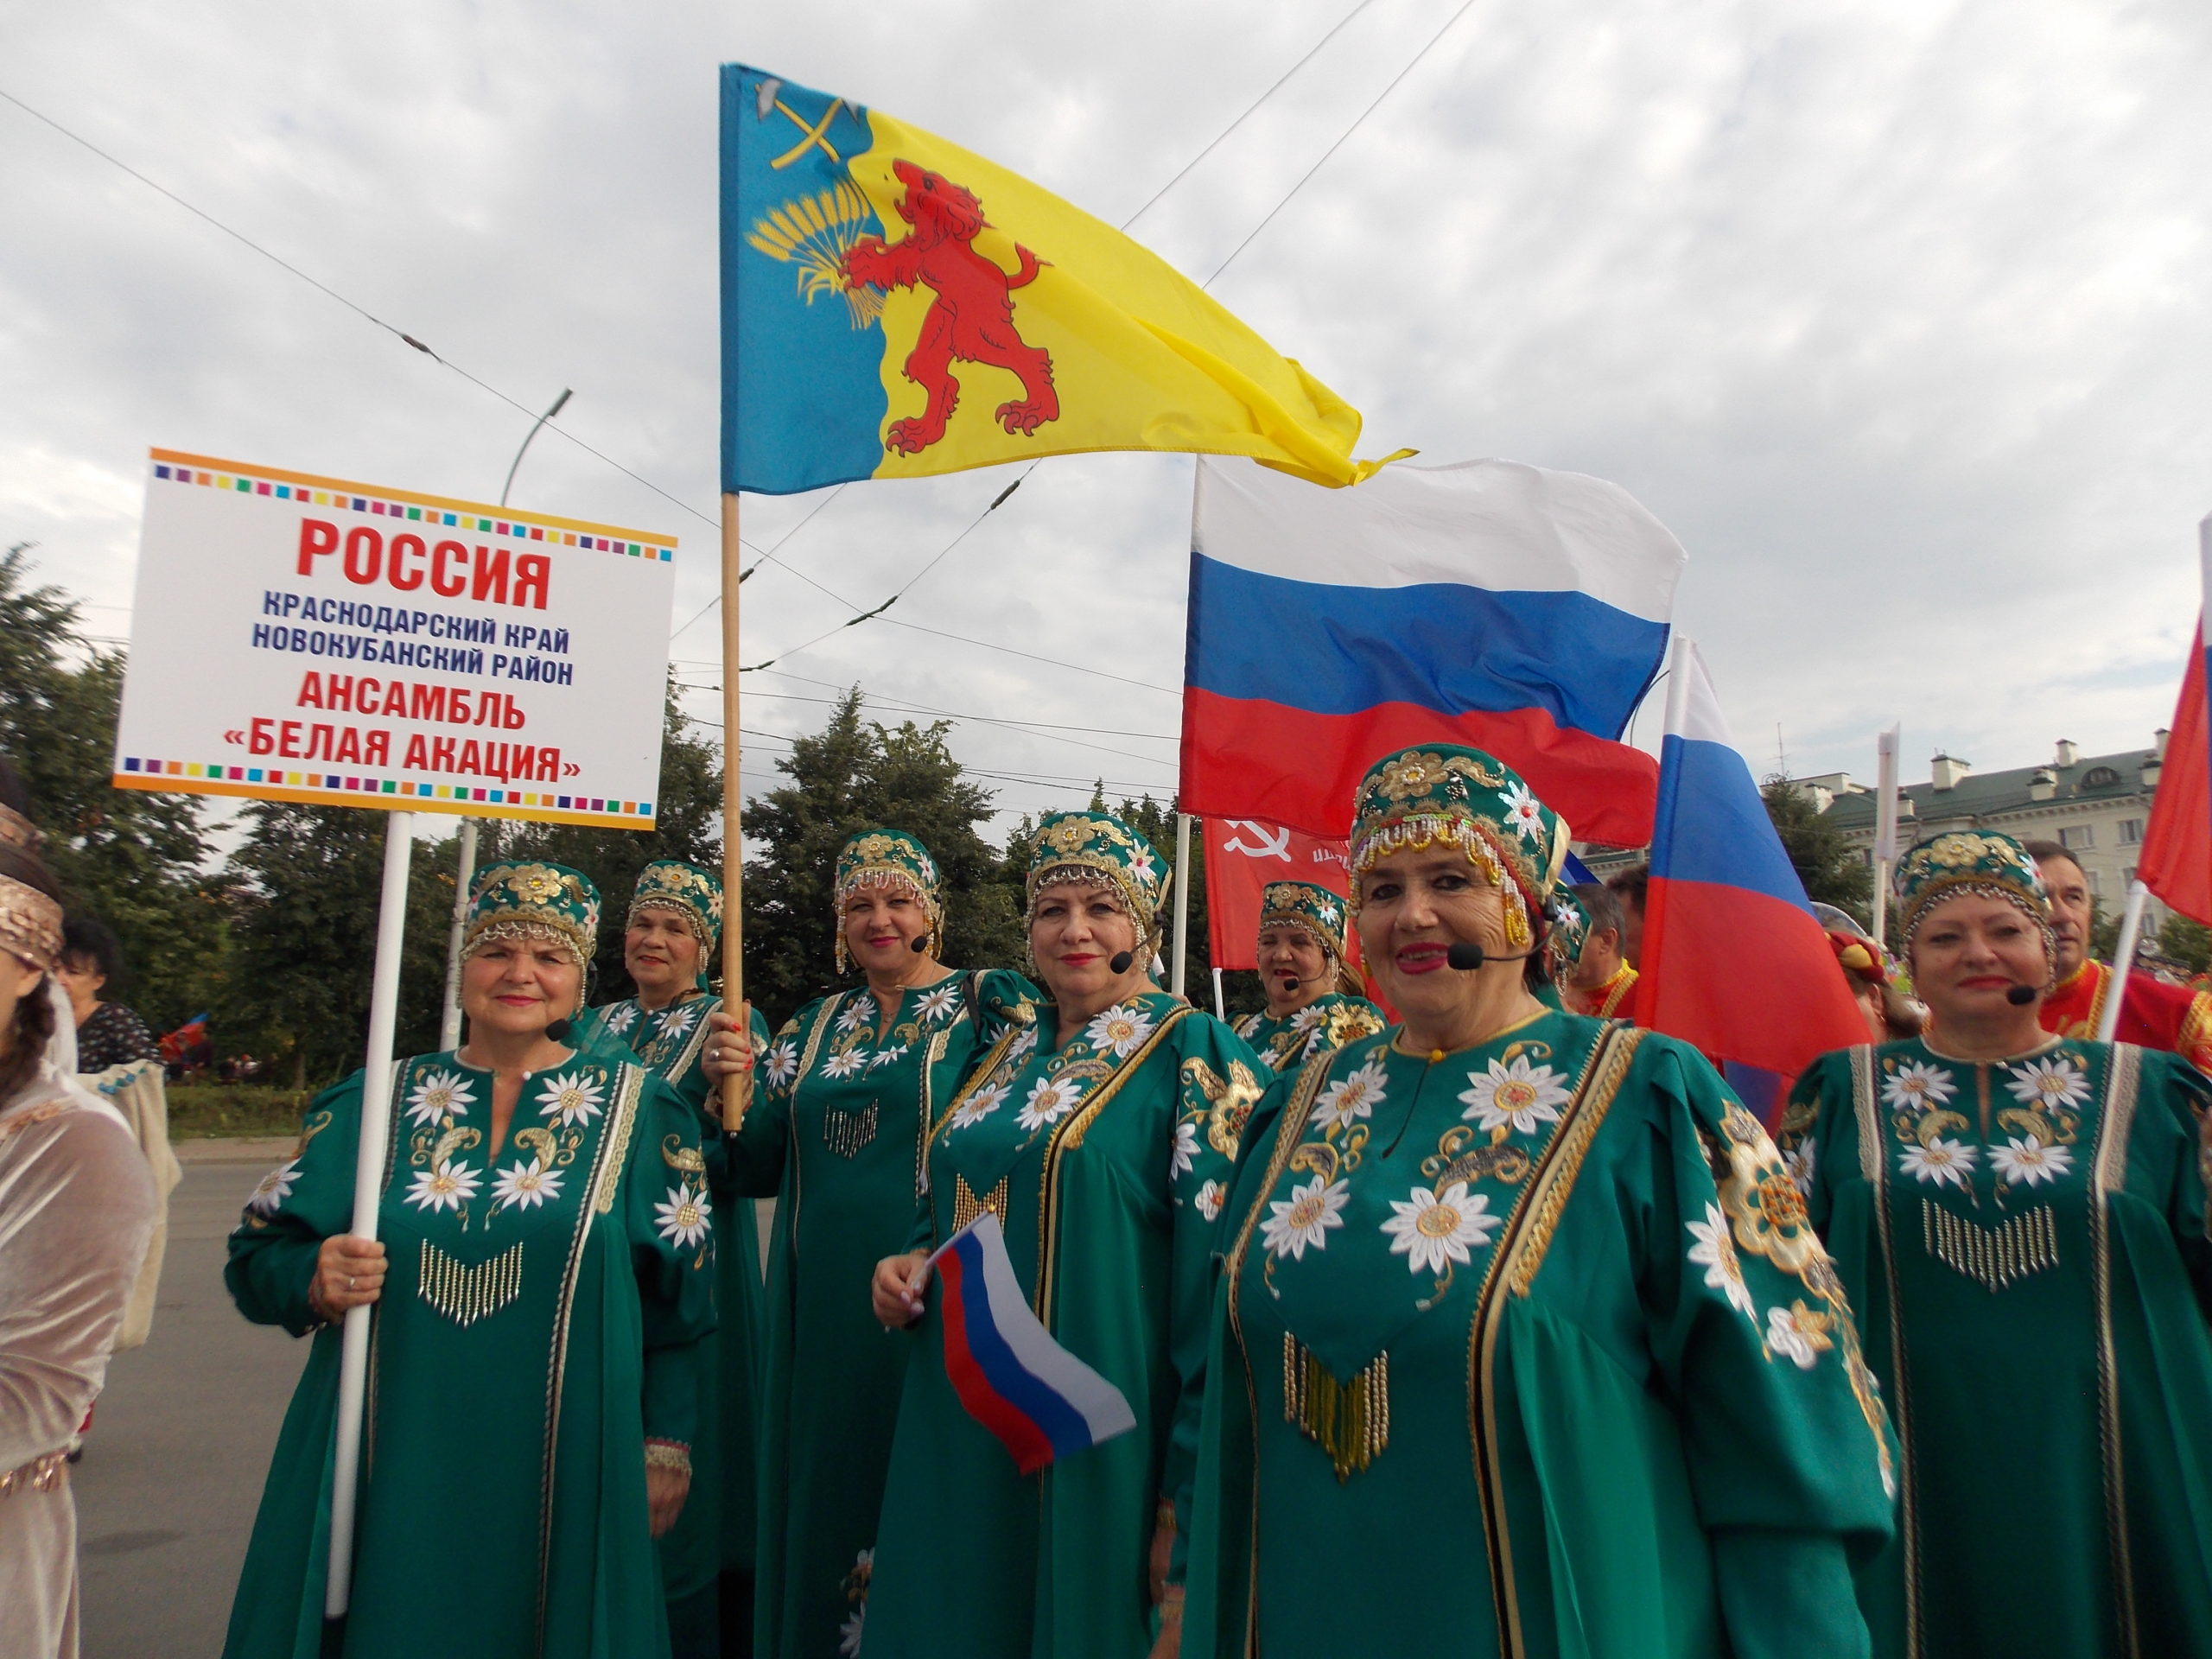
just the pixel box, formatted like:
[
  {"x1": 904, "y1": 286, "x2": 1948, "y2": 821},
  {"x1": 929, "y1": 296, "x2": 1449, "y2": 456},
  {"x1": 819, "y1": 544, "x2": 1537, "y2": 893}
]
[{"x1": 8, "y1": 0, "x2": 2211, "y2": 845}]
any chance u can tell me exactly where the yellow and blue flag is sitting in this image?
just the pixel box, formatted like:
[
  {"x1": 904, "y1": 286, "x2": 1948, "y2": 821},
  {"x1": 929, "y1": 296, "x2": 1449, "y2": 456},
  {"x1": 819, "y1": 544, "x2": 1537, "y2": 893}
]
[{"x1": 720, "y1": 64, "x2": 1392, "y2": 495}]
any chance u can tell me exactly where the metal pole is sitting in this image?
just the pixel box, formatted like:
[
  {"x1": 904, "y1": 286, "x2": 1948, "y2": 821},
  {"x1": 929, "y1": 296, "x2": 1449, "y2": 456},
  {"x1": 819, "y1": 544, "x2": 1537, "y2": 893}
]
[
  {"x1": 719, "y1": 491, "x2": 749, "y2": 1130},
  {"x1": 437, "y1": 819, "x2": 479, "y2": 1052},
  {"x1": 1171, "y1": 812, "x2": 1193, "y2": 998},
  {"x1": 2097, "y1": 880, "x2": 2151, "y2": 1044},
  {"x1": 1212, "y1": 966, "x2": 1226, "y2": 1023},
  {"x1": 325, "y1": 810, "x2": 416, "y2": 1617},
  {"x1": 1872, "y1": 723, "x2": 1900, "y2": 950}
]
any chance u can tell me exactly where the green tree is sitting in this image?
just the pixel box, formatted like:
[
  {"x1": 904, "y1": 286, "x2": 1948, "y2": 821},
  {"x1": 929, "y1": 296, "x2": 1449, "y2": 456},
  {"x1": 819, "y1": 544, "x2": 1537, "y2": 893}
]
[
  {"x1": 741, "y1": 690, "x2": 1023, "y2": 1027},
  {"x1": 1761, "y1": 777, "x2": 1873, "y2": 926},
  {"x1": 2158, "y1": 913, "x2": 2212, "y2": 975},
  {"x1": 0, "y1": 548, "x2": 219, "y2": 1032}
]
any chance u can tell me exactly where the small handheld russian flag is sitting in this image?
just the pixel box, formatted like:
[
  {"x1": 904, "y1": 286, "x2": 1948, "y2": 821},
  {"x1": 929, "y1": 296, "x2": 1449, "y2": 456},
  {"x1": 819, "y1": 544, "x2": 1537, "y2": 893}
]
[{"x1": 928, "y1": 1211, "x2": 1137, "y2": 1475}]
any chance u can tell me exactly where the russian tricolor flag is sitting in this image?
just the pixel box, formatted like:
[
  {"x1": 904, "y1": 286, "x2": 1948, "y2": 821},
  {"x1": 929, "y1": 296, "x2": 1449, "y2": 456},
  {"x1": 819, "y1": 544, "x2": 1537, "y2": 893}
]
[
  {"x1": 1179, "y1": 456, "x2": 1686, "y2": 848},
  {"x1": 1643, "y1": 639, "x2": 1867, "y2": 1111},
  {"x1": 929, "y1": 1212, "x2": 1136, "y2": 1475}
]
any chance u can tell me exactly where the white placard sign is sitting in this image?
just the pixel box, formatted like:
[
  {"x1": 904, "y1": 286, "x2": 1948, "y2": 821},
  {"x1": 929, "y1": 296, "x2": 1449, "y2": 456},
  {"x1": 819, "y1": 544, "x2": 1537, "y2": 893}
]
[{"x1": 113, "y1": 449, "x2": 677, "y2": 830}]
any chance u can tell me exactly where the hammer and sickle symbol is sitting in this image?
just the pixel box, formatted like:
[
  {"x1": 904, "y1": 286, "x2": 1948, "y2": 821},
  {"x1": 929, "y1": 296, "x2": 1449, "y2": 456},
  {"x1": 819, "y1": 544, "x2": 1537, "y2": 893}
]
[{"x1": 1221, "y1": 821, "x2": 1293, "y2": 861}]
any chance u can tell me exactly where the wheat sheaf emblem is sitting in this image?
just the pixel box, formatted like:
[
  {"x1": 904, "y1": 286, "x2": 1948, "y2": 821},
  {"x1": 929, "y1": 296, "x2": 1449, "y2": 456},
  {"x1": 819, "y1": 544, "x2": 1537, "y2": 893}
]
[{"x1": 748, "y1": 182, "x2": 886, "y2": 330}]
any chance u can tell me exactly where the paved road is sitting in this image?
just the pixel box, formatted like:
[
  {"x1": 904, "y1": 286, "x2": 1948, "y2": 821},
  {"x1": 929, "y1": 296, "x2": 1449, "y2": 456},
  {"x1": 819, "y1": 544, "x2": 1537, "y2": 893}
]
[{"x1": 74, "y1": 1147, "x2": 308, "y2": 1659}]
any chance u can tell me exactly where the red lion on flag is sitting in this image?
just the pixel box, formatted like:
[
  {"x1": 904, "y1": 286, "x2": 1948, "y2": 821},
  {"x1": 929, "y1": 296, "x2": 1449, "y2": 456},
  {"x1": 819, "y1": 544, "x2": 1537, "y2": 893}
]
[{"x1": 841, "y1": 159, "x2": 1059, "y2": 455}]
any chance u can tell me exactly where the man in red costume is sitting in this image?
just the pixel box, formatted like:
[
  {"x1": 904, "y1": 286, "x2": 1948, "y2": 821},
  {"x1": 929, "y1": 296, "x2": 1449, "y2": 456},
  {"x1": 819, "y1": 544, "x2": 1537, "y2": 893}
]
[{"x1": 2030, "y1": 838, "x2": 2212, "y2": 1076}]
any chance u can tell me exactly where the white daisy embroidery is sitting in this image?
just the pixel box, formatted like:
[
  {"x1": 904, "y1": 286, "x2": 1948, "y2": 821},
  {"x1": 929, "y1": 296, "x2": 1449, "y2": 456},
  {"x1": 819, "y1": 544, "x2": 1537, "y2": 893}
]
[
  {"x1": 1261, "y1": 1174, "x2": 1349, "y2": 1261},
  {"x1": 1171, "y1": 1121, "x2": 1200, "y2": 1178},
  {"x1": 822, "y1": 1050, "x2": 867, "y2": 1080},
  {"x1": 836, "y1": 999, "x2": 870, "y2": 1034},
  {"x1": 915, "y1": 984, "x2": 960, "y2": 1024},
  {"x1": 1501, "y1": 781, "x2": 1548, "y2": 843},
  {"x1": 1784, "y1": 1139, "x2": 1818, "y2": 1200},
  {"x1": 1289, "y1": 1004, "x2": 1328, "y2": 1035},
  {"x1": 869, "y1": 1044, "x2": 910, "y2": 1071},
  {"x1": 2005, "y1": 1054, "x2": 2091, "y2": 1113},
  {"x1": 1085, "y1": 1002, "x2": 1155, "y2": 1059},
  {"x1": 948, "y1": 1081, "x2": 1009, "y2": 1132},
  {"x1": 245, "y1": 1160, "x2": 301, "y2": 1217},
  {"x1": 1686, "y1": 1201, "x2": 1756, "y2": 1320},
  {"x1": 405, "y1": 1158, "x2": 481, "y2": 1214},
  {"x1": 1767, "y1": 1301, "x2": 1834, "y2": 1370},
  {"x1": 491, "y1": 1157, "x2": 564, "y2": 1211},
  {"x1": 404, "y1": 1068, "x2": 475, "y2": 1128},
  {"x1": 659, "y1": 1001, "x2": 700, "y2": 1034},
  {"x1": 1313, "y1": 1060, "x2": 1388, "y2": 1132},
  {"x1": 1017, "y1": 1075, "x2": 1084, "y2": 1132},
  {"x1": 1898, "y1": 1137, "x2": 1977, "y2": 1189},
  {"x1": 1381, "y1": 1182, "x2": 1499, "y2": 1275},
  {"x1": 535, "y1": 1071, "x2": 605, "y2": 1129},
  {"x1": 1195, "y1": 1179, "x2": 1224, "y2": 1222},
  {"x1": 764, "y1": 1040, "x2": 800, "y2": 1089},
  {"x1": 1127, "y1": 846, "x2": 1158, "y2": 887},
  {"x1": 838, "y1": 1610, "x2": 864, "y2": 1657},
  {"x1": 1459, "y1": 1055, "x2": 1571, "y2": 1136},
  {"x1": 1990, "y1": 1137, "x2": 2075, "y2": 1187},
  {"x1": 1880, "y1": 1061, "x2": 1958, "y2": 1113},
  {"x1": 655, "y1": 1180, "x2": 713, "y2": 1249},
  {"x1": 601, "y1": 1002, "x2": 639, "y2": 1035}
]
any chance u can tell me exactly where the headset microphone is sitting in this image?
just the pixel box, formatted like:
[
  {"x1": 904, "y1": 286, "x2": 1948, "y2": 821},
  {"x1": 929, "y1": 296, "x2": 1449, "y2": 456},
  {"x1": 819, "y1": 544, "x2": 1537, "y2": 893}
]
[
  {"x1": 1108, "y1": 950, "x2": 1135, "y2": 975},
  {"x1": 1445, "y1": 942, "x2": 1542, "y2": 971},
  {"x1": 911, "y1": 935, "x2": 930, "y2": 953},
  {"x1": 2005, "y1": 983, "x2": 2037, "y2": 1007},
  {"x1": 545, "y1": 1018, "x2": 574, "y2": 1042}
]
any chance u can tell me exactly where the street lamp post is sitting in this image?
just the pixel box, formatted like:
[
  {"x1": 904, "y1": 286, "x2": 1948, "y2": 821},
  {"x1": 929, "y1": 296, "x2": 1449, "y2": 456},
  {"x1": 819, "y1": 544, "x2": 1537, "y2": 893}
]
[{"x1": 438, "y1": 389, "x2": 573, "y2": 1049}]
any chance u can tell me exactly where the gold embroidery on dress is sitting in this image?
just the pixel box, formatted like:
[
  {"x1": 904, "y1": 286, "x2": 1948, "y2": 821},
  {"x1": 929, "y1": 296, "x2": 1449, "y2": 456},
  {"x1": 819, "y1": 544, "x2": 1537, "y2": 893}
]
[
  {"x1": 1282, "y1": 1334, "x2": 1389, "y2": 1480},
  {"x1": 1509, "y1": 1028, "x2": 1643, "y2": 1295},
  {"x1": 824, "y1": 1103, "x2": 880, "y2": 1158},
  {"x1": 1185, "y1": 1056, "x2": 1264, "y2": 1156},
  {"x1": 661, "y1": 1134, "x2": 707, "y2": 1173},
  {"x1": 951, "y1": 1174, "x2": 1008, "y2": 1233},
  {"x1": 1920, "y1": 1198, "x2": 2058, "y2": 1290},
  {"x1": 418, "y1": 1240, "x2": 523, "y2": 1325}
]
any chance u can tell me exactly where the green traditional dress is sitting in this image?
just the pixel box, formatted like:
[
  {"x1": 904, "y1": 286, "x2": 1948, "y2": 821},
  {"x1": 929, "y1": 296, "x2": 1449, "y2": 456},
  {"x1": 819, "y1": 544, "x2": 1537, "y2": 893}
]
[
  {"x1": 1184, "y1": 1017, "x2": 1897, "y2": 1659},
  {"x1": 224, "y1": 1046, "x2": 715, "y2": 1659},
  {"x1": 1233, "y1": 993, "x2": 1387, "y2": 1076},
  {"x1": 1781, "y1": 1034, "x2": 2212, "y2": 1657},
  {"x1": 862, "y1": 989, "x2": 1267, "y2": 1659},
  {"x1": 594, "y1": 991, "x2": 773, "y2": 1648},
  {"x1": 729, "y1": 969, "x2": 1033, "y2": 1659}
]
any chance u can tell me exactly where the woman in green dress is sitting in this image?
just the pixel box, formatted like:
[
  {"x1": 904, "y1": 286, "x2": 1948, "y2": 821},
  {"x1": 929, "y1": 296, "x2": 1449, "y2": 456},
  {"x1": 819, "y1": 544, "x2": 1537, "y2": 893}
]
[
  {"x1": 1779, "y1": 830, "x2": 2212, "y2": 1657},
  {"x1": 699, "y1": 829, "x2": 1031, "y2": 1659},
  {"x1": 1231, "y1": 880, "x2": 1385, "y2": 1074},
  {"x1": 224, "y1": 861, "x2": 716, "y2": 1659},
  {"x1": 864, "y1": 811, "x2": 1264, "y2": 1659},
  {"x1": 1184, "y1": 746, "x2": 1897, "y2": 1659},
  {"x1": 592, "y1": 859, "x2": 771, "y2": 1658}
]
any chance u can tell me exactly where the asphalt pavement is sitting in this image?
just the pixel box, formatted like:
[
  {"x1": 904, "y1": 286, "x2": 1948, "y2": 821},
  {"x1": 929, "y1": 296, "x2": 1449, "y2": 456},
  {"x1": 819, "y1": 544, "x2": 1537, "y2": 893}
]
[{"x1": 73, "y1": 1144, "x2": 309, "y2": 1659}]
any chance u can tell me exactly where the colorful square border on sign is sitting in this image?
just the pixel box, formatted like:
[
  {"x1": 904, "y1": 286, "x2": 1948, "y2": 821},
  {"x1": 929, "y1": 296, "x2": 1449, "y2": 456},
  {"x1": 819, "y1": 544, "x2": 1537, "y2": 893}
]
[{"x1": 113, "y1": 756, "x2": 655, "y2": 831}]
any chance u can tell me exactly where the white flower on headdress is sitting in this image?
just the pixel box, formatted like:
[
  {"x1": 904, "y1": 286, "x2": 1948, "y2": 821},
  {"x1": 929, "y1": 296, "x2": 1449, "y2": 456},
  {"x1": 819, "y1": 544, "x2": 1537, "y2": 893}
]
[
  {"x1": 1262, "y1": 1174, "x2": 1349, "y2": 1261},
  {"x1": 655, "y1": 1180, "x2": 713, "y2": 1249},
  {"x1": 822, "y1": 1050, "x2": 867, "y2": 1080},
  {"x1": 868, "y1": 1044, "x2": 909, "y2": 1071},
  {"x1": 1017, "y1": 1075, "x2": 1084, "y2": 1132},
  {"x1": 1880, "y1": 1061, "x2": 1958, "y2": 1113},
  {"x1": 948, "y1": 1080, "x2": 1009, "y2": 1132},
  {"x1": 764, "y1": 1039, "x2": 799, "y2": 1089},
  {"x1": 535, "y1": 1071, "x2": 604, "y2": 1129},
  {"x1": 1687, "y1": 1201, "x2": 1756, "y2": 1321},
  {"x1": 1313, "y1": 1060, "x2": 1388, "y2": 1132},
  {"x1": 1458, "y1": 1055, "x2": 1570, "y2": 1135},
  {"x1": 1381, "y1": 1183, "x2": 1499, "y2": 1274},
  {"x1": 404, "y1": 1068, "x2": 474, "y2": 1129},
  {"x1": 1898, "y1": 1137, "x2": 1976, "y2": 1189},
  {"x1": 2005, "y1": 1054, "x2": 2090, "y2": 1113},
  {"x1": 1126, "y1": 845, "x2": 1158, "y2": 889},
  {"x1": 1195, "y1": 1179, "x2": 1224, "y2": 1221},
  {"x1": 492, "y1": 1157, "x2": 564, "y2": 1211},
  {"x1": 1501, "y1": 781, "x2": 1548, "y2": 844},
  {"x1": 1171, "y1": 1121, "x2": 1200, "y2": 1177},
  {"x1": 1991, "y1": 1137, "x2": 2074, "y2": 1188},
  {"x1": 1766, "y1": 1300, "x2": 1835, "y2": 1370},
  {"x1": 1085, "y1": 1003, "x2": 1155, "y2": 1058},
  {"x1": 915, "y1": 984, "x2": 960, "y2": 1024},
  {"x1": 405, "y1": 1159, "x2": 481, "y2": 1214},
  {"x1": 1316, "y1": 897, "x2": 1340, "y2": 925},
  {"x1": 245, "y1": 1160, "x2": 301, "y2": 1217},
  {"x1": 601, "y1": 1002, "x2": 639, "y2": 1036}
]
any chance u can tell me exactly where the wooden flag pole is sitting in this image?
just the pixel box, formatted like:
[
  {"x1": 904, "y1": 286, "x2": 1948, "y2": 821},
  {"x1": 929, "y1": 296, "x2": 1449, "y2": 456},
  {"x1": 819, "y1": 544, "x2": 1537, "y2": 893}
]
[{"x1": 720, "y1": 491, "x2": 750, "y2": 1130}]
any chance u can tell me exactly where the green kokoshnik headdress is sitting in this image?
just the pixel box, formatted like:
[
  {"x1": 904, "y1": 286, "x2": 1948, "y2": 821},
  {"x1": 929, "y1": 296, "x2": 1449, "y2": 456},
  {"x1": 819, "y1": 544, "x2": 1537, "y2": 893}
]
[
  {"x1": 1258, "y1": 880, "x2": 1350, "y2": 962},
  {"x1": 1346, "y1": 745, "x2": 1571, "y2": 951},
  {"x1": 1892, "y1": 830, "x2": 2051, "y2": 956},
  {"x1": 463, "y1": 861, "x2": 601, "y2": 971},
  {"x1": 1025, "y1": 810, "x2": 1170, "y2": 947},
  {"x1": 834, "y1": 829, "x2": 944, "y2": 973},
  {"x1": 1543, "y1": 887, "x2": 1592, "y2": 981},
  {"x1": 627, "y1": 859, "x2": 723, "y2": 951}
]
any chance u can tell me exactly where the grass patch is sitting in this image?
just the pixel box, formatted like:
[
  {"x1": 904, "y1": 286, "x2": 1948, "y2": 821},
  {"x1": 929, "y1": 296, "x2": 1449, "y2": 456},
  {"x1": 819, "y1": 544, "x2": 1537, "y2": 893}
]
[{"x1": 167, "y1": 1084, "x2": 314, "y2": 1141}]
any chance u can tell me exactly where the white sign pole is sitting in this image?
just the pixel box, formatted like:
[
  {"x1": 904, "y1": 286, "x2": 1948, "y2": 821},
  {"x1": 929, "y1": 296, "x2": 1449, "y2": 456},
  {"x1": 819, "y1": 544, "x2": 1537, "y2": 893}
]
[
  {"x1": 325, "y1": 810, "x2": 416, "y2": 1617},
  {"x1": 436, "y1": 819, "x2": 478, "y2": 1052},
  {"x1": 1212, "y1": 967, "x2": 1226, "y2": 1023},
  {"x1": 1872, "y1": 724, "x2": 1900, "y2": 950},
  {"x1": 1171, "y1": 813, "x2": 1193, "y2": 998},
  {"x1": 2097, "y1": 880, "x2": 2151, "y2": 1045}
]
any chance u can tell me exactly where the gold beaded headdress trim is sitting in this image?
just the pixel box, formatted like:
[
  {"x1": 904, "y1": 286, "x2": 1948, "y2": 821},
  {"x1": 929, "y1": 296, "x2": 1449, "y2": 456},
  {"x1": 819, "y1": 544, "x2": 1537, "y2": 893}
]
[
  {"x1": 0, "y1": 804, "x2": 41, "y2": 852},
  {"x1": 1892, "y1": 831, "x2": 2053, "y2": 964},
  {"x1": 833, "y1": 830, "x2": 945, "y2": 974},
  {"x1": 626, "y1": 860, "x2": 723, "y2": 951},
  {"x1": 1023, "y1": 812, "x2": 1169, "y2": 943},
  {"x1": 0, "y1": 873, "x2": 63, "y2": 972},
  {"x1": 461, "y1": 861, "x2": 600, "y2": 972}
]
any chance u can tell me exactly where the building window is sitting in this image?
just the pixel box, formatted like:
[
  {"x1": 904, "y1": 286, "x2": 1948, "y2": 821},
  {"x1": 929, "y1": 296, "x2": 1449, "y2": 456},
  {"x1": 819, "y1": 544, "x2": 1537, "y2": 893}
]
[
  {"x1": 2060, "y1": 825, "x2": 2095, "y2": 851},
  {"x1": 2120, "y1": 817, "x2": 2144, "y2": 846},
  {"x1": 2087, "y1": 868, "x2": 2102, "y2": 896},
  {"x1": 2082, "y1": 766, "x2": 2123, "y2": 789}
]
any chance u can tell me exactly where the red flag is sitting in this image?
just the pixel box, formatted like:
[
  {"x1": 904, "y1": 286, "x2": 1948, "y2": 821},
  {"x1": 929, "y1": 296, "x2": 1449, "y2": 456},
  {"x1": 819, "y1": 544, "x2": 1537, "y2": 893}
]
[
  {"x1": 2137, "y1": 623, "x2": 2212, "y2": 927},
  {"x1": 1203, "y1": 817, "x2": 1351, "y2": 971}
]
